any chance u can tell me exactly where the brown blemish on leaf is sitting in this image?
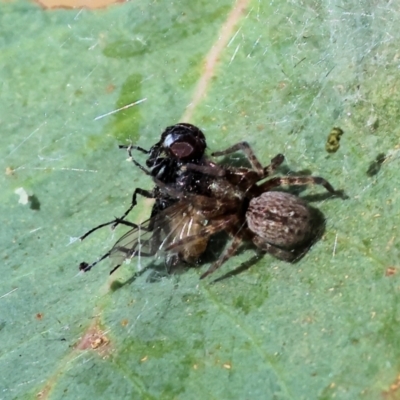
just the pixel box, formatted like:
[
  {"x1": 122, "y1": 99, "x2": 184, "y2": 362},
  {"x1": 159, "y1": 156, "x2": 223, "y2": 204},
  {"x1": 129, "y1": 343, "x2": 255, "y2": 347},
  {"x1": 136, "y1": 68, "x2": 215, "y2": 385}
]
[
  {"x1": 91, "y1": 335, "x2": 109, "y2": 349},
  {"x1": 5, "y1": 167, "x2": 14, "y2": 176},
  {"x1": 33, "y1": 0, "x2": 125, "y2": 10},
  {"x1": 37, "y1": 318, "x2": 113, "y2": 399},
  {"x1": 106, "y1": 84, "x2": 116, "y2": 93},
  {"x1": 383, "y1": 373, "x2": 400, "y2": 399},
  {"x1": 75, "y1": 323, "x2": 112, "y2": 357},
  {"x1": 385, "y1": 267, "x2": 397, "y2": 277},
  {"x1": 37, "y1": 384, "x2": 52, "y2": 399}
]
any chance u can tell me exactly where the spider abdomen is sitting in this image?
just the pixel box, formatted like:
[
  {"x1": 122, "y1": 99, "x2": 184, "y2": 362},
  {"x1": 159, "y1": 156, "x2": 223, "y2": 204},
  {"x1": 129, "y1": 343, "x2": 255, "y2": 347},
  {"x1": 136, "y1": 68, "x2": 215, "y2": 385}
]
[{"x1": 246, "y1": 191, "x2": 314, "y2": 249}]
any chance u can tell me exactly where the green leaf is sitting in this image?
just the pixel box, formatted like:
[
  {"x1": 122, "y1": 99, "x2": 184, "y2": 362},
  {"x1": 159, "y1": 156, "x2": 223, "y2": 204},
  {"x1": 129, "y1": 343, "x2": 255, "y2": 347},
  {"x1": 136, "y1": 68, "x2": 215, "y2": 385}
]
[{"x1": 1, "y1": 1, "x2": 399, "y2": 399}]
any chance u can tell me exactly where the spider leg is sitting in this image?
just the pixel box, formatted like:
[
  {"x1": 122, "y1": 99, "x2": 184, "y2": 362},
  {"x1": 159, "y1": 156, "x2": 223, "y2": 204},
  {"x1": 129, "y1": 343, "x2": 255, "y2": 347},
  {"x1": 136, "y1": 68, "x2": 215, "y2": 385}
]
[
  {"x1": 212, "y1": 141, "x2": 281, "y2": 176},
  {"x1": 211, "y1": 141, "x2": 263, "y2": 174},
  {"x1": 264, "y1": 153, "x2": 285, "y2": 177},
  {"x1": 252, "y1": 236, "x2": 298, "y2": 262},
  {"x1": 187, "y1": 152, "x2": 285, "y2": 184},
  {"x1": 257, "y1": 176, "x2": 336, "y2": 194},
  {"x1": 200, "y1": 235, "x2": 242, "y2": 279}
]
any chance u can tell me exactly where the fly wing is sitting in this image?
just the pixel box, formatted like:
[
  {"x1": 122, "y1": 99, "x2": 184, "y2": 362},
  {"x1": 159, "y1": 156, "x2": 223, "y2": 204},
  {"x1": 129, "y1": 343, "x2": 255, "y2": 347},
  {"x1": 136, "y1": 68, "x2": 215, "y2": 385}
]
[{"x1": 109, "y1": 201, "x2": 200, "y2": 272}]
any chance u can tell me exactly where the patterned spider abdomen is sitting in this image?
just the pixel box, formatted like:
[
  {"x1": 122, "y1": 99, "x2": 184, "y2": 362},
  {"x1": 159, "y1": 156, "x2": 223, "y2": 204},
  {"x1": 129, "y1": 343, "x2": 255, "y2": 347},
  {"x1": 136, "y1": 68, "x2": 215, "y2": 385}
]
[{"x1": 246, "y1": 191, "x2": 314, "y2": 249}]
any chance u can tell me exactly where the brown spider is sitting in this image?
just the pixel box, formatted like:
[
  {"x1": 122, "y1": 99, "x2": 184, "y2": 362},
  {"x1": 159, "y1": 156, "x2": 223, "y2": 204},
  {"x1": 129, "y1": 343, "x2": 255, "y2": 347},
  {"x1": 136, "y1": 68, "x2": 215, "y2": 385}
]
[
  {"x1": 160, "y1": 141, "x2": 341, "y2": 278},
  {"x1": 102, "y1": 141, "x2": 341, "y2": 279}
]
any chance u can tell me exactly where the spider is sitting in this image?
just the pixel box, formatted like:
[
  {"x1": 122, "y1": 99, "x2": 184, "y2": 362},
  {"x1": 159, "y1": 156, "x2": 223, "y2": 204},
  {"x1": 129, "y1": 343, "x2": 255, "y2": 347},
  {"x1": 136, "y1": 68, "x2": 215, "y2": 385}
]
[
  {"x1": 79, "y1": 123, "x2": 222, "y2": 272},
  {"x1": 163, "y1": 141, "x2": 342, "y2": 279},
  {"x1": 81, "y1": 141, "x2": 341, "y2": 279}
]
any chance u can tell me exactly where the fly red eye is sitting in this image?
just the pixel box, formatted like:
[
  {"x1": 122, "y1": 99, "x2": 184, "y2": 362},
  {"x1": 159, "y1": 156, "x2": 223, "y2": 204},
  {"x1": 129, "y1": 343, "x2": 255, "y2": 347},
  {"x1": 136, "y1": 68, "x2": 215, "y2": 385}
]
[{"x1": 170, "y1": 142, "x2": 194, "y2": 159}]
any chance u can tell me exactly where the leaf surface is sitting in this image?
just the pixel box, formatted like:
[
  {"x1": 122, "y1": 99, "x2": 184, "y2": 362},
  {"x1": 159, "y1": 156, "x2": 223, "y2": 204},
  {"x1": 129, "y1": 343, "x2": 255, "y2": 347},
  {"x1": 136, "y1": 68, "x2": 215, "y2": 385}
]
[{"x1": 1, "y1": 1, "x2": 399, "y2": 399}]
